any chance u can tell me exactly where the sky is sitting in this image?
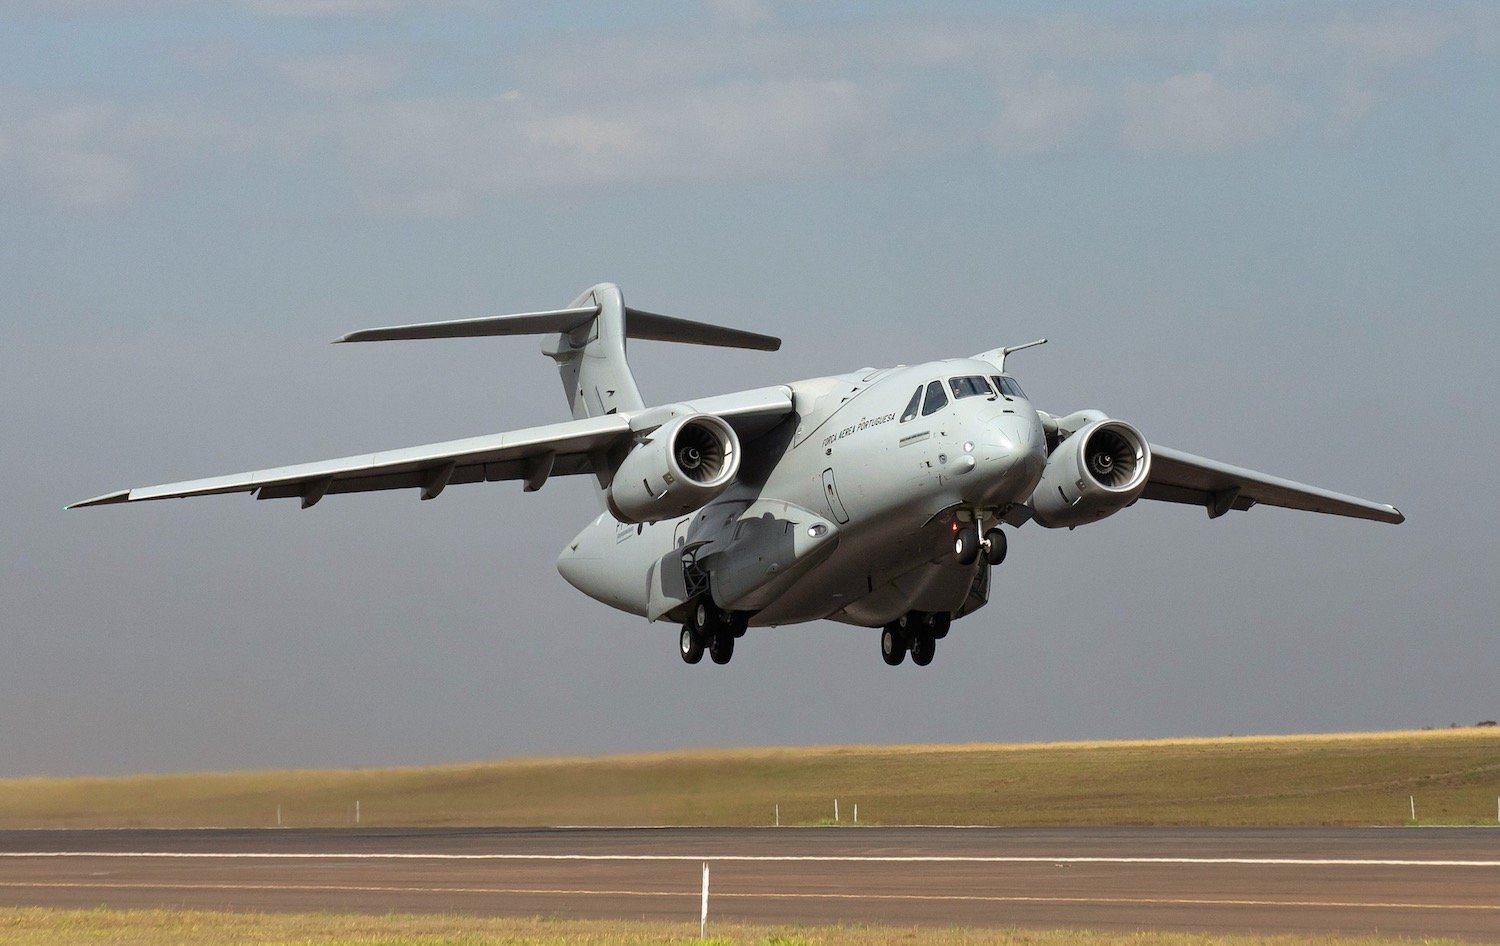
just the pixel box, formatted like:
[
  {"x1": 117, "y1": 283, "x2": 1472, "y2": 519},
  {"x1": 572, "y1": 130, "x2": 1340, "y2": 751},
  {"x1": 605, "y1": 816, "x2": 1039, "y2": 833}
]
[{"x1": 2, "y1": 1, "x2": 1497, "y2": 778}]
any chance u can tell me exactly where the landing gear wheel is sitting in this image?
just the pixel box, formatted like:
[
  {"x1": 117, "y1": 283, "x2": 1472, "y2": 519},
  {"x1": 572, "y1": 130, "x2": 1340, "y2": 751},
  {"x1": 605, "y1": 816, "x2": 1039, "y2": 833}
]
[
  {"x1": 680, "y1": 624, "x2": 704, "y2": 664},
  {"x1": 926, "y1": 612, "x2": 952, "y2": 640},
  {"x1": 709, "y1": 630, "x2": 735, "y2": 665},
  {"x1": 728, "y1": 611, "x2": 749, "y2": 639},
  {"x1": 880, "y1": 626, "x2": 907, "y2": 666},
  {"x1": 695, "y1": 600, "x2": 719, "y2": 636},
  {"x1": 954, "y1": 527, "x2": 981, "y2": 566},
  {"x1": 982, "y1": 528, "x2": 1007, "y2": 566},
  {"x1": 911, "y1": 632, "x2": 936, "y2": 666}
]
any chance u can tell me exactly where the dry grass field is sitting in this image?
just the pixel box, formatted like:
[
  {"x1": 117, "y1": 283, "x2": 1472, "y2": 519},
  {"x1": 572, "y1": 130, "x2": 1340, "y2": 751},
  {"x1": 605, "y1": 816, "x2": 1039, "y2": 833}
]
[
  {"x1": 1, "y1": 728, "x2": 1497, "y2": 829},
  {"x1": 0, "y1": 908, "x2": 1473, "y2": 946}
]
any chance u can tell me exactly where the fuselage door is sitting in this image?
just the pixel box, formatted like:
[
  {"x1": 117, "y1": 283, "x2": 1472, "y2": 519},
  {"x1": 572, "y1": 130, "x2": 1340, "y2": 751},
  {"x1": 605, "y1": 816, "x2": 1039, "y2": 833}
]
[{"x1": 821, "y1": 467, "x2": 851, "y2": 524}]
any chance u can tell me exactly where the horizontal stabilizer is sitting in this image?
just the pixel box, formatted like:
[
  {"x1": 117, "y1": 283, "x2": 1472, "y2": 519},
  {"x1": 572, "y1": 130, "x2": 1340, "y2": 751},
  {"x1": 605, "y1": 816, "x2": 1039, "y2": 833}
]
[
  {"x1": 338, "y1": 303, "x2": 780, "y2": 352},
  {"x1": 624, "y1": 308, "x2": 779, "y2": 351},
  {"x1": 337, "y1": 306, "x2": 598, "y2": 344}
]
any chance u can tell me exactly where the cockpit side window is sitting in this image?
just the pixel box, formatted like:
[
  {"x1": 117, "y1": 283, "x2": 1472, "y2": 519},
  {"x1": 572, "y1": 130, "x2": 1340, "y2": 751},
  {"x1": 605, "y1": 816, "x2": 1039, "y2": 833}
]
[
  {"x1": 921, "y1": 380, "x2": 948, "y2": 416},
  {"x1": 949, "y1": 375, "x2": 993, "y2": 399},
  {"x1": 992, "y1": 375, "x2": 1028, "y2": 400},
  {"x1": 900, "y1": 386, "x2": 923, "y2": 423}
]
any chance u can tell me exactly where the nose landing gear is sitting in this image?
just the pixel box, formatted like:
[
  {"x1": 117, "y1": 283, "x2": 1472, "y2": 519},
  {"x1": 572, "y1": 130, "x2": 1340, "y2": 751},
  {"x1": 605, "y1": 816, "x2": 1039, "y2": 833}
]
[
  {"x1": 982, "y1": 527, "x2": 1007, "y2": 565},
  {"x1": 954, "y1": 527, "x2": 981, "y2": 565},
  {"x1": 955, "y1": 523, "x2": 1008, "y2": 566}
]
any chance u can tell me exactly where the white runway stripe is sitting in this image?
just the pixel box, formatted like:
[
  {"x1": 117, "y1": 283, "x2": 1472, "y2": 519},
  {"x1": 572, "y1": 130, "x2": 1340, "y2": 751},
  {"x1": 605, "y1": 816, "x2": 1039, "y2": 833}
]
[
  {"x1": 1, "y1": 852, "x2": 1497, "y2": 867},
  {"x1": 1, "y1": 880, "x2": 1497, "y2": 912}
]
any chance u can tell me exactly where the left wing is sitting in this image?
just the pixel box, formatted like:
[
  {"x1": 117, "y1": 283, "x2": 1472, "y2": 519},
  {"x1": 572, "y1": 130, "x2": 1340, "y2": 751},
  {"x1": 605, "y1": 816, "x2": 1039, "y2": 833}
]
[
  {"x1": 69, "y1": 386, "x2": 796, "y2": 510},
  {"x1": 68, "y1": 413, "x2": 632, "y2": 509},
  {"x1": 1143, "y1": 444, "x2": 1404, "y2": 524}
]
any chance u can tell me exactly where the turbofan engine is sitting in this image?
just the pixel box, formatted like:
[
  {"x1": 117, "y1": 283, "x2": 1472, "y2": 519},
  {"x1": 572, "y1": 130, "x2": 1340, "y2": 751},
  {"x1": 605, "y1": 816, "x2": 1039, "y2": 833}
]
[
  {"x1": 1030, "y1": 418, "x2": 1151, "y2": 529},
  {"x1": 607, "y1": 414, "x2": 741, "y2": 524}
]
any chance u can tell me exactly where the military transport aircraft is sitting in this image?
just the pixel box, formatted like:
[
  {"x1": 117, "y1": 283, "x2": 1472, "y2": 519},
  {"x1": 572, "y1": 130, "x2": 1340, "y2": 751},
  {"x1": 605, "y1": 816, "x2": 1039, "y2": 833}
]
[{"x1": 73, "y1": 283, "x2": 1404, "y2": 667}]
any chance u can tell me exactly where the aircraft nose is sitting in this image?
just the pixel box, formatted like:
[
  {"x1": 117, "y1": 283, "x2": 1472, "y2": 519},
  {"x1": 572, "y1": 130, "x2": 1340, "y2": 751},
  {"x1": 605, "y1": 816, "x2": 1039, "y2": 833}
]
[{"x1": 978, "y1": 412, "x2": 1045, "y2": 486}]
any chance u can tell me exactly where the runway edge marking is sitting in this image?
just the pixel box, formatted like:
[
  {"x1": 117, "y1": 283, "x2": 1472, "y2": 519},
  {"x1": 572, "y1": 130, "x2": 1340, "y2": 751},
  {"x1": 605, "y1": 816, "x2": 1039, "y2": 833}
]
[
  {"x1": 3, "y1": 852, "x2": 1498, "y2": 867},
  {"x1": 2, "y1": 881, "x2": 1498, "y2": 912}
]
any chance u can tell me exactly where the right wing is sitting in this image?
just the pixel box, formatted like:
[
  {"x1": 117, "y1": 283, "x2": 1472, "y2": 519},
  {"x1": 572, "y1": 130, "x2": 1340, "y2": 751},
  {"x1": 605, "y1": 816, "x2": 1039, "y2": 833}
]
[
  {"x1": 70, "y1": 386, "x2": 796, "y2": 510},
  {"x1": 1142, "y1": 444, "x2": 1405, "y2": 524}
]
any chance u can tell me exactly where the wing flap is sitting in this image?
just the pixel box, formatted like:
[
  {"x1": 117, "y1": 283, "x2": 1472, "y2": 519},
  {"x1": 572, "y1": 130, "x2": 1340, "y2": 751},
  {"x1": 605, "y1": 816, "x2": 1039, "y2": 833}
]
[{"x1": 1144, "y1": 444, "x2": 1404, "y2": 524}]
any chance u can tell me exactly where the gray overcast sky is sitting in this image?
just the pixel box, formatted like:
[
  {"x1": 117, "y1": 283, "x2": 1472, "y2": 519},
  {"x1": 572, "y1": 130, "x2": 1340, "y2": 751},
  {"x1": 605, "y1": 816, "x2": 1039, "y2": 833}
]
[{"x1": 2, "y1": 1, "x2": 1496, "y2": 777}]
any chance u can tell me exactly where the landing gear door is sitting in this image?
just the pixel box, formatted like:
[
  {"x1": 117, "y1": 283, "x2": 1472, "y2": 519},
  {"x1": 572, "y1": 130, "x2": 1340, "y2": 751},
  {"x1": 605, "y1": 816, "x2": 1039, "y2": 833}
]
[
  {"x1": 956, "y1": 563, "x2": 991, "y2": 618},
  {"x1": 821, "y1": 468, "x2": 851, "y2": 524}
]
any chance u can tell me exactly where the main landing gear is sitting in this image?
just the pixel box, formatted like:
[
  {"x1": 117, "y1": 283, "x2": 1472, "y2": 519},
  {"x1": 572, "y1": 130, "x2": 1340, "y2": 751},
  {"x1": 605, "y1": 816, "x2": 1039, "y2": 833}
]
[
  {"x1": 881, "y1": 611, "x2": 951, "y2": 667},
  {"x1": 680, "y1": 598, "x2": 747, "y2": 666}
]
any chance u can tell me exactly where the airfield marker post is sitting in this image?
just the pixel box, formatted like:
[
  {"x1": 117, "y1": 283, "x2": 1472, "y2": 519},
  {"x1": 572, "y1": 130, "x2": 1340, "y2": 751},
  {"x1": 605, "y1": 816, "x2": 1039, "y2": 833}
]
[
  {"x1": 1410, "y1": 795, "x2": 1416, "y2": 822},
  {"x1": 276, "y1": 805, "x2": 281, "y2": 827},
  {"x1": 356, "y1": 800, "x2": 360, "y2": 824},
  {"x1": 834, "y1": 799, "x2": 839, "y2": 822},
  {"x1": 700, "y1": 862, "x2": 709, "y2": 937},
  {"x1": 854, "y1": 804, "x2": 858, "y2": 824},
  {"x1": 775, "y1": 804, "x2": 779, "y2": 827}
]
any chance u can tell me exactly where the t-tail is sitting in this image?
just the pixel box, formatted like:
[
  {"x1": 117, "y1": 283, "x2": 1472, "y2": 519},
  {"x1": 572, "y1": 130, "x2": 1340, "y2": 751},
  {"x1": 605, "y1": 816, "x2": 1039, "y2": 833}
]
[{"x1": 337, "y1": 282, "x2": 780, "y2": 421}]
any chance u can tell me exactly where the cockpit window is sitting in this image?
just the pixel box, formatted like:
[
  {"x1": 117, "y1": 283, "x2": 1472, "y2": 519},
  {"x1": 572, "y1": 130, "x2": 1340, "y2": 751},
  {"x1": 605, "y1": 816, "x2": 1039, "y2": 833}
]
[
  {"x1": 921, "y1": 380, "x2": 948, "y2": 416},
  {"x1": 949, "y1": 375, "x2": 993, "y2": 399},
  {"x1": 900, "y1": 386, "x2": 923, "y2": 423},
  {"x1": 992, "y1": 375, "x2": 1028, "y2": 400}
]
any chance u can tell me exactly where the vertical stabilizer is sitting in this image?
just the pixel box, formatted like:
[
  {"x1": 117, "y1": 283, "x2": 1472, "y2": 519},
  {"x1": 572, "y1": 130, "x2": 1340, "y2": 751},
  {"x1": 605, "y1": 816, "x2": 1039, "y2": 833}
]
[{"x1": 541, "y1": 284, "x2": 646, "y2": 421}]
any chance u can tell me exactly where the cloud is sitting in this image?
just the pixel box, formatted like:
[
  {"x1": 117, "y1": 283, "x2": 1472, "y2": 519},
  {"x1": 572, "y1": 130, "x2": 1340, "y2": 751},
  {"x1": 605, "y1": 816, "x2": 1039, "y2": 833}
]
[
  {"x1": 1323, "y1": 16, "x2": 1451, "y2": 70},
  {"x1": 706, "y1": 0, "x2": 774, "y2": 28},
  {"x1": 1121, "y1": 71, "x2": 1310, "y2": 155},
  {"x1": 0, "y1": 92, "x2": 256, "y2": 211},
  {"x1": 338, "y1": 78, "x2": 882, "y2": 215},
  {"x1": 991, "y1": 73, "x2": 1100, "y2": 154},
  {"x1": 274, "y1": 51, "x2": 407, "y2": 97},
  {"x1": 0, "y1": 7, "x2": 1483, "y2": 213},
  {"x1": 241, "y1": 0, "x2": 398, "y2": 17}
]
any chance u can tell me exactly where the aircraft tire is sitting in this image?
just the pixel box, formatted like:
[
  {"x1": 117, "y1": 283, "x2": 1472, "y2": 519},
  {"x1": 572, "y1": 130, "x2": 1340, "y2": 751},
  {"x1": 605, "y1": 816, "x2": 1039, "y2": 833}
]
[
  {"x1": 954, "y1": 527, "x2": 980, "y2": 565},
  {"x1": 695, "y1": 599, "x2": 723, "y2": 642},
  {"x1": 983, "y1": 528, "x2": 1007, "y2": 565},
  {"x1": 927, "y1": 612, "x2": 952, "y2": 640},
  {"x1": 709, "y1": 630, "x2": 735, "y2": 665},
  {"x1": 911, "y1": 632, "x2": 936, "y2": 666},
  {"x1": 881, "y1": 626, "x2": 907, "y2": 666},
  {"x1": 680, "y1": 624, "x2": 704, "y2": 664}
]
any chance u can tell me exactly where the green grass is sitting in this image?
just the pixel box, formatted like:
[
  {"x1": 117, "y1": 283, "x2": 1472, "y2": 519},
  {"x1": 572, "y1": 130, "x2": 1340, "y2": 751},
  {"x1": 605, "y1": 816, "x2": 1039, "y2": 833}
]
[
  {"x1": 2, "y1": 729, "x2": 1498, "y2": 829},
  {"x1": 0, "y1": 908, "x2": 1472, "y2": 946}
]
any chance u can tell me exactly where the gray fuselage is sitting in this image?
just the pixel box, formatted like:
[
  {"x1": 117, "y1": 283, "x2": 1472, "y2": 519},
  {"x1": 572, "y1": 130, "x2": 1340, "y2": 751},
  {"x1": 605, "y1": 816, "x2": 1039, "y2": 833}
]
[{"x1": 557, "y1": 358, "x2": 1046, "y2": 628}]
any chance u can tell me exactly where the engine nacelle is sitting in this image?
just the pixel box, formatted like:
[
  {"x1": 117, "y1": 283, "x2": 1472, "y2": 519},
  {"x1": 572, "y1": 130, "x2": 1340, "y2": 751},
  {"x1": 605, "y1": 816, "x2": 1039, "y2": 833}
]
[
  {"x1": 607, "y1": 414, "x2": 741, "y2": 524},
  {"x1": 1030, "y1": 418, "x2": 1151, "y2": 529}
]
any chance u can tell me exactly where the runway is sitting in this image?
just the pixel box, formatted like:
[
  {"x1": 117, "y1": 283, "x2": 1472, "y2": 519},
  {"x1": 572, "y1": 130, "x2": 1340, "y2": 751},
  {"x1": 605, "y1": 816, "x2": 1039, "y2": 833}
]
[{"x1": 1, "y1": 827, "x2": 1496, "y2": 940}]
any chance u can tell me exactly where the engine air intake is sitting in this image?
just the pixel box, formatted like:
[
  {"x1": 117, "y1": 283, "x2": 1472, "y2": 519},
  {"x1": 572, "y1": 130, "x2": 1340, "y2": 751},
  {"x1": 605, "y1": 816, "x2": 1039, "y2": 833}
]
[
  {"x1": 607, "y1": 413, "x2": 741, "y2": 523},
  {"x1": 1030, "y1": 418, "x2": 1151, "y2": 528}
]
